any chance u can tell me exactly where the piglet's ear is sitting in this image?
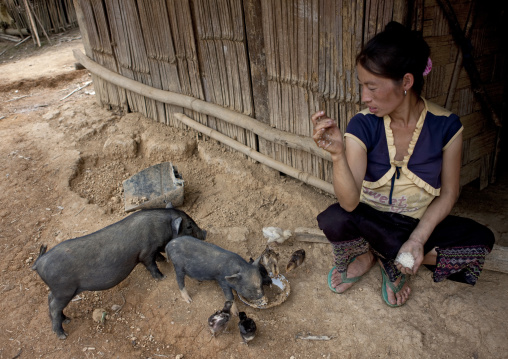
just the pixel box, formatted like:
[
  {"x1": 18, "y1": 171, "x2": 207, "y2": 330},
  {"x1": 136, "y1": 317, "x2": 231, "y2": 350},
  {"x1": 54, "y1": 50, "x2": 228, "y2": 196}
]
[
  {"x1": 225, "y1": 273, "x2": 242, "y2": 285},
  {"x1": 172, "y1": 217, "x2": 182, "y2": 234}
]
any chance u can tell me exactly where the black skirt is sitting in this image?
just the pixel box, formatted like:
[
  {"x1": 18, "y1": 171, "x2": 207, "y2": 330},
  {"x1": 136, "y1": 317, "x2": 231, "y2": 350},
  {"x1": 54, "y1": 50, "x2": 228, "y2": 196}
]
[{"x1": 317, "y1": 202, "x2": 495, "y2": 285}]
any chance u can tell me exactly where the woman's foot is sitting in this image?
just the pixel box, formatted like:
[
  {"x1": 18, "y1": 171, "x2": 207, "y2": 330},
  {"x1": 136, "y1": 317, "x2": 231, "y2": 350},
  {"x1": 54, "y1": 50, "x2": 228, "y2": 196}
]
[
  {"x1": 380, "y1": 261, "x2": 411, "y2": 306},
  {"x1": 330, "y1": 251, "x2": 375, "y2": 293}
]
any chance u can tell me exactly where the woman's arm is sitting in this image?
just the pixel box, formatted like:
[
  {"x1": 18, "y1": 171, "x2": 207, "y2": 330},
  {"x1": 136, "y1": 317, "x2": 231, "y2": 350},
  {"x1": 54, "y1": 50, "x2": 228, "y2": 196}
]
[
  {"x1": 333, "y1": 138, "x2": 367, "y2": 211},
  {"x1": 311, "y1": 111, "x2": 367, "y2": 211},
  {"x1": 397, "y1": 132, "x2": 463, "y2": 274}
]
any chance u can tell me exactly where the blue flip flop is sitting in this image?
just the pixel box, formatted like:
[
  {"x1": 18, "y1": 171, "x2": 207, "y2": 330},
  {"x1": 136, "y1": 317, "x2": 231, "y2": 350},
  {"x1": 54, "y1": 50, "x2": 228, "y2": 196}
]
[
  {"x1": 327, "y1": 264, "x2": 362, "y2": 294},
  {"x1": 380, "y1": 267, "x2": 407, "y2": 307}
]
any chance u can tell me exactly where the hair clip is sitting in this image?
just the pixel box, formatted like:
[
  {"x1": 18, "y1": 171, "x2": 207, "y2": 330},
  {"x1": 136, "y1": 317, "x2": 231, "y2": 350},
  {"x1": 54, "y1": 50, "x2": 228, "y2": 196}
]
[{"x1": 423, "y1": 57, "x2": 432, "y2": 76}]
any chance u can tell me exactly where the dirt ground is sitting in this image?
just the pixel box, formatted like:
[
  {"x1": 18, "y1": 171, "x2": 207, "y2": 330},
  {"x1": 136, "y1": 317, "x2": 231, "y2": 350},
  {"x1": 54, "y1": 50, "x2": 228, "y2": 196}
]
[{"x1": 1, "y1": 29, "x2": 507, "y2": 359}]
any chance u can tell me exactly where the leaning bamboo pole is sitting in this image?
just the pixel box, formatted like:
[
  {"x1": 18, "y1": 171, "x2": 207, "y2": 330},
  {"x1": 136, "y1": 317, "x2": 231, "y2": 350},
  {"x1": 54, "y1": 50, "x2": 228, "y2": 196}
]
[
  {"x1": 174, "y1": 112, "x2": 334, "y2": 195},
  {"x1": 73, "y1": 49, "x2": 332, "y2": 162},
  {"x1": 23, "y1": 0, "x2": 40, "y2": 46},
  {"x1": 27, "y1": 0, "x2": 52, "y2": 44}
]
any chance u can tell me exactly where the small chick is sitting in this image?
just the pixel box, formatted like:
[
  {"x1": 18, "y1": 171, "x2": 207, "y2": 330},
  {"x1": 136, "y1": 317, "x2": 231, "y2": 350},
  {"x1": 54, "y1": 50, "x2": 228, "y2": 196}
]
[
  {"x1": 262, "y1": 227, "x2": 292, "y2": 245},
  {"x1": 261, "y1": 245, "x2": 280, "y2": 276},
  {"x1": 238, "y1": 311, "x2": 257, "y2": 345},
  {"x1": 208, "y1": 300, "x2": 233, "y2": 337},
  {"x1": 286, "y1": 249, "x2": 306, "y2": 273}
]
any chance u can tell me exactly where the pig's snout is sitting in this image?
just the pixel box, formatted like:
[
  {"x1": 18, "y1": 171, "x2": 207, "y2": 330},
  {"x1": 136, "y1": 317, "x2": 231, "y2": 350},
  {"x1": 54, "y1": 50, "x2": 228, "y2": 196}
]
[{"x1": 242, "y1": 286, "x2": 264, "y2": 301}]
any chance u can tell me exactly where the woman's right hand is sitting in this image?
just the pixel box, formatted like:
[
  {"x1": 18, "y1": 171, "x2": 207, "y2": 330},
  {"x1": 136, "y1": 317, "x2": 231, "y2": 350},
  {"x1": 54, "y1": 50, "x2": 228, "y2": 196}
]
[{"x1": 311, "y1": 111, "x2": 344, "y2": 157}]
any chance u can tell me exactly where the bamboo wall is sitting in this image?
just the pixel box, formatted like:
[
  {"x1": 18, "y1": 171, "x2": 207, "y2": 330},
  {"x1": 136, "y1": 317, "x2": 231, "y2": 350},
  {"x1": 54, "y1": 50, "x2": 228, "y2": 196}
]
[{"x1": 73, "y1": 0, "x2": 505, "y2": 190}]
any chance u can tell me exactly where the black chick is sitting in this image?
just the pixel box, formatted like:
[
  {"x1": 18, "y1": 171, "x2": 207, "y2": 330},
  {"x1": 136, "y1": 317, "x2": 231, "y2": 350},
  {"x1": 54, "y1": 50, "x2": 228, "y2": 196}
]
[
  {"x1": 238, "y1": 311, "x2": 257, "y2": 345},
  {"x1": 208, "y1": 300, "x2": 233, "y2": 337},
  {"x1": 261, "y1": 245, "x2": 280, "y2": 276},
  {"x1": 249, "y1": 257, "x2": 273, "y2": 286},
  {"x1": 286, "y1": 249, "x2": 306, "y2": 273}
]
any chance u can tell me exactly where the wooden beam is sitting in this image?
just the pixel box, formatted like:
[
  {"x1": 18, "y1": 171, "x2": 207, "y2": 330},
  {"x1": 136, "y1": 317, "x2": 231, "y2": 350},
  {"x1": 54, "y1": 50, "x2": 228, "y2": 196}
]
[
  {"x1": 73, "y1": 49, "x2": 332, "y2": 162},
  {"x1": 294, "y1": 227, "x2": 508, "y2": 274},
  {"x1": 436, "y1": 0, "x2": 501, "y2": 128},
  {"x1": 174, "y1": 113, "x2": 334, "y2": 195}
]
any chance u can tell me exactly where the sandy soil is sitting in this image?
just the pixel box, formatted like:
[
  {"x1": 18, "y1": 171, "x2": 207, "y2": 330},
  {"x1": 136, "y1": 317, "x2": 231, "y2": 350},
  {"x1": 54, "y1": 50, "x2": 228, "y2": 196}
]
[{"x1": 1, "y1": 29, "x2": 507, "y2": 359}]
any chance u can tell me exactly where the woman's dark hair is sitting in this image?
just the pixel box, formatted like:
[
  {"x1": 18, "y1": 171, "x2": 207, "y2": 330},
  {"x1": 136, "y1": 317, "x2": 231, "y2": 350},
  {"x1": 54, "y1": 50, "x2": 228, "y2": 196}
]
[{"x1": 356, "y1": 21, "x2": 430, "y2": 96}]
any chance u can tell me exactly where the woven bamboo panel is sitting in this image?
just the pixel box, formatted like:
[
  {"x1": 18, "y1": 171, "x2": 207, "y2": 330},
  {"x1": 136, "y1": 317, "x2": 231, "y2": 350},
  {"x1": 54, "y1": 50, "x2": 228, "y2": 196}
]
[
  {"x1": 193, "y1": 0, "x2": 255, "y2": 150},
  {"x1": 78, "y1": 0, "x2": 126, "y2": 109},
  {"x1": 260, "y1": 0, "x2": 368, "y2": 183},
  {"x1": 73, "y1": 0, "x2": 504, "y2": 190}
]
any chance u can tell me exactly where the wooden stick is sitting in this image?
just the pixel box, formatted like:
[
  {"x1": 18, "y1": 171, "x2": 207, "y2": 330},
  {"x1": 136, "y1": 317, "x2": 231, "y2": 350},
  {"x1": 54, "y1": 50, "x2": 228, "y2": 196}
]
[
  {"x1": 445, "y1": 1, "x2": 474, "y2": 110},
  {"x1": 15, "y1": 36, "x2": 31, "y2": 47},
  {"x1": 0, "y1": 36, "x2": 31, "y2": 57},
  {"x1": 60, "y1": 81, "x2": 92, "y2": 101},
  {"x1": 23, "y1": 0, "x2": 40, "y2": 47},
  {"x1": 73, "y1": 49, "x2": 332, "y2": 162},
  {"x1": 0, "y1": 33, "x2": 22, "y2": 42},
  {"x1": 27, "y1": 0, "x2": 52, "y2": 45}
]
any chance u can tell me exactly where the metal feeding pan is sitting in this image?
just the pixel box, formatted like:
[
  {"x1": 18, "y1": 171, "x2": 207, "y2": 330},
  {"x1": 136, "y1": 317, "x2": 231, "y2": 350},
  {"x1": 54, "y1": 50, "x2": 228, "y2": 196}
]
[
  {"x1": 238, "y1": 273, "x2": 291, "y2": 309},
  {"x1": 122, "y1": 162, "x2": 184, "y2": 212}
]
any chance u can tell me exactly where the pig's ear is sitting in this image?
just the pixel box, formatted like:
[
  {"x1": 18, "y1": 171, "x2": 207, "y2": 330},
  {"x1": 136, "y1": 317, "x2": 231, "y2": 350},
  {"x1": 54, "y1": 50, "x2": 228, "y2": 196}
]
[
  {"x1": 165, "y1": 201, "x2": 174, "y2": 209},
  {"x1": 172, "y1": 217, "x2": 182, "y2": 234},
  {"x1": 225, "y1": 273, "x2": 242, "y2": 285}
]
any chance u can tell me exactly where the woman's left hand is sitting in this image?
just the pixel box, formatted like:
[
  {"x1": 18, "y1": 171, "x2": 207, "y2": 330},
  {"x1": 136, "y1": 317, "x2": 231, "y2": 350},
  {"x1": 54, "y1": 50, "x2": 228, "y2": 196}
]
[{"x1": 395, "y1": 238, "x2": 425, "y2": 275}]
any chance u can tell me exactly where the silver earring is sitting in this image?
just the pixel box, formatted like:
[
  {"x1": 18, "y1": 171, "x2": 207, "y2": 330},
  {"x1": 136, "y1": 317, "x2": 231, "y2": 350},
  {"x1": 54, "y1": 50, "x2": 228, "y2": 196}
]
[{"x1": 404, "y1": 90, "x2": 407, "y2": 96}]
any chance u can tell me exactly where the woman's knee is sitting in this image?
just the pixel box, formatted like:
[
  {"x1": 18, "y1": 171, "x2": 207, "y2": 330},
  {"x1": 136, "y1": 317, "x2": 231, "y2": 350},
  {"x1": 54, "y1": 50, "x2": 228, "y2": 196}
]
[{"x1": 317, "y1": 203, "x2": 356, "y2": 241}]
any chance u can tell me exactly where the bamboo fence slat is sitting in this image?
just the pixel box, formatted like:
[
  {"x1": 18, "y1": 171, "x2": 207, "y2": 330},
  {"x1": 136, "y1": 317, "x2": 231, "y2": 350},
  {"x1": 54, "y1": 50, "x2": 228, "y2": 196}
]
[
  {"x1": 166, "y1": 0, "x2": 206, "y2": 127},
  {"x1": 78, "y1": 1, "x2": 125, "y2": 109},
  {"x1": 79, "y1": 0, "x2": 100, "y2": 52},
  {"x1": 91, "y1": 0, "x2": 114, "y2": 55},
  {"x1": 235, "y1": 41, "x2": 253, "y2": 116}
]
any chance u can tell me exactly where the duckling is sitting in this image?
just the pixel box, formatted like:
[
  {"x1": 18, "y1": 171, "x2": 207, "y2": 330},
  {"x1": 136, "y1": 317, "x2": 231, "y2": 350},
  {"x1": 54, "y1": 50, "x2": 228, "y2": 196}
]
[
  {"x1": 238, "y1": 311, "x2": 257, "y2": 345},
  {"x1": 208, "y1": 300, "x2": 233, "y2": 337},
  {"x1": 286, "y1": 249, "x2": 306, "y2": 273}
]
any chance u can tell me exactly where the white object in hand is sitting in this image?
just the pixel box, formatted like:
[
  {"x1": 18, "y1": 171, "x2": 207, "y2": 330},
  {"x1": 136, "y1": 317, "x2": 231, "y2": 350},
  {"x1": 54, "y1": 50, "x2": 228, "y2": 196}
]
[{"x1": 396, "y1": 252, "x2": 415, "y2": 269}]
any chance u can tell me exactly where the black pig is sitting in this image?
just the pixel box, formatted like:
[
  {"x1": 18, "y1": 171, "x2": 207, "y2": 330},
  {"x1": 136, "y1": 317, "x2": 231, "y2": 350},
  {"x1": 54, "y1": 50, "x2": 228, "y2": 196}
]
[
  {"x1": 32, "y1": 207, "x2": 206, "y2": 339},
  {"x1": 165, "y1": 236, "x2": 266, "y2": 316}
]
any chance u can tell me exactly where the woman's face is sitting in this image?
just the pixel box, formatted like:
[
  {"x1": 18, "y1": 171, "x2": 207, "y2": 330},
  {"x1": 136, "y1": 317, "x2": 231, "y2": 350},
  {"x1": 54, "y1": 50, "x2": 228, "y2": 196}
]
[{"x1": 357, "y1": 64, "x2": 404, "y2": 117}]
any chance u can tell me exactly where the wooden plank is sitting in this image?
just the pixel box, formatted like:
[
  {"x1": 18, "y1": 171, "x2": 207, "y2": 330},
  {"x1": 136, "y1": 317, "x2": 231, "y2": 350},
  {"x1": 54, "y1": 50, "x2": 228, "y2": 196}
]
[
  {"x1": 243, "y1": 0, "x2": 269, "y2": 124},
  {"x1": 72, "y1": 0, "x2": 93, "y2": 59},
  {"x1": 483, "y1": 245, "x2": 508, "y2": 273},
  {"x1": 294, "y1": 227, "x2": 508, "y2": 274}
]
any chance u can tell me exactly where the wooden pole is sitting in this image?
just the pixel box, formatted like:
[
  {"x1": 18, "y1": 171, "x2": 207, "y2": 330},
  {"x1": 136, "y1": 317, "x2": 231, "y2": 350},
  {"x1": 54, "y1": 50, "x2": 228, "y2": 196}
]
[
  {"x1": 436, "y1": 0, "x2": 501, "y2": 128},
  {"x1": 174, "y1": 113, "x2": 335, "y2": 195},
  {"x1": 73, "y1": 49, "x2": 332, "y2": 162},
  {"x1": 23, "y1": 0, "x2": 40, "y2": 47},
  {"x1": 27, "y1": 0, "x2": 52, "y2": 45},
  {"x1": 445, "y1": 1, "x2": 474, "y2": 111}
]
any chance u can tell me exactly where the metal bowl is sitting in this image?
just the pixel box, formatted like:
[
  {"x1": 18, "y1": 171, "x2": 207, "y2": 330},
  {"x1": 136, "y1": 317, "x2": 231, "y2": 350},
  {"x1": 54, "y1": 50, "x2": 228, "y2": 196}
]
[{"x1": 238, "y1": 273, "x2": 291, "y2": 309}]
